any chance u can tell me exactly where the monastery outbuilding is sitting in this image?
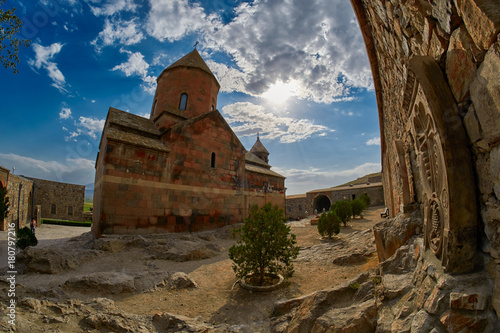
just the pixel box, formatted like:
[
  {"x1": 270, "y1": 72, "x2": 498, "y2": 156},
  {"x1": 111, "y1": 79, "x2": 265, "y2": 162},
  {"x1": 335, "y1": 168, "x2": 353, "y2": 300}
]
[{"x1": 92, "y1": 49, "x2": 285, "y2": 238}]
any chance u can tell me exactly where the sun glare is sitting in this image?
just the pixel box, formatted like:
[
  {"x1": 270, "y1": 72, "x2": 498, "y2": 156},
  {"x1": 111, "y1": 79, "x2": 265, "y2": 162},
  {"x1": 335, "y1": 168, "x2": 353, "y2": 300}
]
[{"x1": 262, "y1": 80, "x2": 298, "y2": 104}]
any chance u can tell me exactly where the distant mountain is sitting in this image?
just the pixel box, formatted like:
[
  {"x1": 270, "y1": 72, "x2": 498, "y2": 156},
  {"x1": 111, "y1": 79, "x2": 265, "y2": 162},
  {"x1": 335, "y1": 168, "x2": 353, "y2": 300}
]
[{"x1": 337, "y1": 172, "x2": 382, "y2": 187}]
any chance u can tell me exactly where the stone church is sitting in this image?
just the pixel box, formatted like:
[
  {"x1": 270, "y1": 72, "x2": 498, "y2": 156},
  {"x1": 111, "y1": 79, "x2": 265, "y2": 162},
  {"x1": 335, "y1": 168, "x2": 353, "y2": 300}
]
[{"x1": 92, "y1": 49, "x2": 285, "y2": 238}]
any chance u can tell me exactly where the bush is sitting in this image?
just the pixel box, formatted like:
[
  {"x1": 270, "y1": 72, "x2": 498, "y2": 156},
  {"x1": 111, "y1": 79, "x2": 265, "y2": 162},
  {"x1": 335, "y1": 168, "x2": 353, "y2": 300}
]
[
  {"x1": 317, "y1": 211, "x2": 341, "y2": 239},
  {"x1": 228, "y1": 203, "x2": 299, "y2": 286},
  {"x1": 359, "y1": 193, "x2": 371, "y2": 209},
  {"x1": 351, "y1": 198, "x2": 365, "y2": 218},
  {"x1": 16, "y1": 227, "x2": 38, "y2": 250},
  {"x1": 334, "y1": 200, "x2": 352, "y2": 227}
]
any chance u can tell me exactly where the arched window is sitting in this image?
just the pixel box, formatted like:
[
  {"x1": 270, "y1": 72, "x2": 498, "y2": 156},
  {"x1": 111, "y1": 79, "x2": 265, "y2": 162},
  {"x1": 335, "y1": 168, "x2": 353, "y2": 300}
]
[
  {"x1": 179, "y1": 93, "x2": 188, "y2": 110},
  {"x1": 51, "y1": 204, "x2": 56, "y2": 214},
  {"x1": 68, "y1": 206, "x2": 73, "y2": 216},
  {"x1": 211, "y1": 152, "x2": 216, "y2": 168}
]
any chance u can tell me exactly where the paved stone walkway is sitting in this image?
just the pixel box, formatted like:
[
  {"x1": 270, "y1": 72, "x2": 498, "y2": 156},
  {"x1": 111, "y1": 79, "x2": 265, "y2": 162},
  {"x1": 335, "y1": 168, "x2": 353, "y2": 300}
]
[{"x1": 0, "y1": 223, "x2": 91, "y2": 271}]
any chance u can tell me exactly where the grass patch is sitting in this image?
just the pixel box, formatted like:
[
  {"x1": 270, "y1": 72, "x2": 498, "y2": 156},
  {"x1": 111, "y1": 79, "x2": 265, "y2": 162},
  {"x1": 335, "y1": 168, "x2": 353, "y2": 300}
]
[
  {"x1": 41, "y1": 219, "x2": 91, "y2": 227},
  {"x1": 84, "y1": 202, "x2": 93, "y2": 213}
]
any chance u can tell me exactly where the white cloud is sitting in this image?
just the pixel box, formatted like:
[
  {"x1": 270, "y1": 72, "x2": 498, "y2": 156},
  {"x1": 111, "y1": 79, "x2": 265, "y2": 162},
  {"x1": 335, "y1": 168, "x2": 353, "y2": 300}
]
[
  {"x1": 59, "y1": 107, "x2": 72, "y2": 119},
  {"x1": 146, "y1": 0, "x2": 218, "y2": 42},
  {"x1": 112, "y1": 50, "x2": 157, "y2": 93},
  {"x1": 92, "y1": 18, "x2": 144, "y2": 51},
  {"x1": 112, "y1": 50, "x2": 149, "y2": 77},
  {"x1": 89, "y1": 0, "x2": 137, "y2": 16},
  {"x1": 28, "y1": 43, "x2": 67, "y2": 93},
  {"x1": 366, "y1": 137, "x2": 381, "y2": 146},
  {"x1": 78, "y1": 116, "x2": 105, "y2": 139},
  {"x1": 276, "y1": 162, "x2": 381, "y2": 195},
  {"x1": 0, "y1": 153, "x2": 95, "y2": 185},
  {"x1": 64, "y1": 116, "x2": 105, "y2": 141},
  {"x1": 221, "y1": 102, "x2": 333, "y2": 143},
  {"x1": 201, "y1": 0, "x2": 372, "y2": 103}
]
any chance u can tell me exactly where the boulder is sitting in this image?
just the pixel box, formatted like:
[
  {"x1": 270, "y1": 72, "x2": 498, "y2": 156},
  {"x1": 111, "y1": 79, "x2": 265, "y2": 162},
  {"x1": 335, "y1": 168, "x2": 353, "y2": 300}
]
[
  {"x1": 169, "y1": 272, "x2": 198, "y2": 290},
  {"x1": 16, "y1": 248, "x2": 102, "y2": 274},
  {"x1": 373, "y1": 210, "x2": 423, "y2": 262}
]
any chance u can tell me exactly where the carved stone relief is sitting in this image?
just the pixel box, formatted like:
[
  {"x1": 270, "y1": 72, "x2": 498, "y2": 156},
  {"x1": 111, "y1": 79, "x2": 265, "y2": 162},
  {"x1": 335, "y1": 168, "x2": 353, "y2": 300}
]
[{"x1": 404, "y1": 56, "x2": 477, "y2": 274}]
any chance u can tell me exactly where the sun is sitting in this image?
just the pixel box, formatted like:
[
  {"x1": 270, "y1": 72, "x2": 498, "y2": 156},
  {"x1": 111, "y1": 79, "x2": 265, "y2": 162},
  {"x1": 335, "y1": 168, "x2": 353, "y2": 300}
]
[{"x1": 262, "y1": 80, "x2": 298, "y2": 104}]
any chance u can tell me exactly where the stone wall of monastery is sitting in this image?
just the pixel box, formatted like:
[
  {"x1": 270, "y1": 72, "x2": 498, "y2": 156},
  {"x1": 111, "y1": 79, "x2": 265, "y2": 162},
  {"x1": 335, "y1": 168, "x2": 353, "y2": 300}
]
[{"x1": 351, "y1": 0, "x2": 500, "y2": 323}]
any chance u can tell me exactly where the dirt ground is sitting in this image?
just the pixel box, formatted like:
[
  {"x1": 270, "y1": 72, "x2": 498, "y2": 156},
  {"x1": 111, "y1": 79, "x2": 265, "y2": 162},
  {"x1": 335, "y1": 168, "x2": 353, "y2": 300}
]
[
  {"x1": 113, "y1": 206, "x2": 385, "y2": 327},
  {"x1": 3, "y1": 206, "x2": 385, "y2": 329}
]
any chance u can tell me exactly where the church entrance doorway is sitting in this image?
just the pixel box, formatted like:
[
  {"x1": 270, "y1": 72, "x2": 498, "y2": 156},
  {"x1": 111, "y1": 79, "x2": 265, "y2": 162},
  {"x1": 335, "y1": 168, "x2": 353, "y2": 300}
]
[{"x1": 313, "y1": 195, "x2": 331, "y2": 213}]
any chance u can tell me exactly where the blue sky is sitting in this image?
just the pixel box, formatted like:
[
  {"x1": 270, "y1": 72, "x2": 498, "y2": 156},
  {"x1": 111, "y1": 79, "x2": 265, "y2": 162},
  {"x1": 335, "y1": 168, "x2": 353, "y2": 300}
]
[{"x1": 0, "y1": 0, "x2": 381, "y2": 196}]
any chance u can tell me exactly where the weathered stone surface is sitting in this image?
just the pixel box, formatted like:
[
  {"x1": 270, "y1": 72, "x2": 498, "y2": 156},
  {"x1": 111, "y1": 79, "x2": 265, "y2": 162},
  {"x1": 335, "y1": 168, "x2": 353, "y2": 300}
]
[
  {"x1": 16, "y1": 247, "x2": 102, "y2": 274},
  {"x1": 64, "y1": 272, "x2": 136, "y2": 294},
  {"x1": 382, "y1": 273, "x2": 413, "y2": 300},
  {"x1": 411, "y1": 310, "x2": 441, "y2": 333},
  {"x1": 440, "y1": 309, "x2": 491, "y2": 332},
  {"x1": 464, "y1": 105, "x2": 482, "y2": 143},
  {"x1": 470, "y1": 39, "x2": 500, "y2": 144},
  {"x1": 311, "y1": 299, "x2": 377, "y2": 333},
  {"x1": 271, "y1": 272, "x2": 374, "y2": 333},
  {"x1": 450, "y1": 291, "x2": 487, "y2": 310},
  {"x1": 93, "y1": 237, "x2": 128, "y2": 252},
  {"x1": 446, "y1": 25, "x2": 478, "y2": 102},
  {"x1": 373, "y1": 210, "x2": 423, "y2": 262},
  {"x1": 147, "y1": 240, "x2": 219, "y2": 261},
  {"x1": 415, "y1": 276, "x2": 436, "y2": 309},
  {"x1": 152, "y1": 312, "x2": 213, "y2": 332},
  {"x1": 379, "y1": 239, "x2": 418, "y2": 275},
  {"x1": 423, "y1": 286, "x2": 446, "y2": 314},
  {"x1": 169, "y1": 272, "x2": 197, "y2": 290},
  {"x1": 63, "y1": 271, "x2": 173, "y2": 294},
  {"x1": 491, "y1": 145, "x2": 500, "y2": 200},
  {"x1": 454, "y1": 0, "x2": 500, "y2": 50}
]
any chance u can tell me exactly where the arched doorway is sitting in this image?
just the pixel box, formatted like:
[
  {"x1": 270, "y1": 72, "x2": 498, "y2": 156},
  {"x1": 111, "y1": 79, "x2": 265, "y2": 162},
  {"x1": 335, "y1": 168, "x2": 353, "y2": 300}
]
[{"x1": 313, "y1": 195, "x2": 331, "y2": 213}]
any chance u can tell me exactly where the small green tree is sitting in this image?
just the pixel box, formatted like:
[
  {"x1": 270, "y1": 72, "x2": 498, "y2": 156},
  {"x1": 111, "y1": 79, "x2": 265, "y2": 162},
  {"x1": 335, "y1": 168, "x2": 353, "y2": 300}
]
[
  {"x1": 351, "y1": 198, "x2": 365, "y2": 218},
  {"x1": 359, "y1": 193, "x2": 371, "y2": 209},
  {"x1": 16, "y1": 227, "x2": 37, "y2": 249},
  {"x1": 229, "y1": 203, "x2": 299, "y2": 286},
  {"x1": 0, "y1": 187, "x2": 9, "y2": 221},
  {"x1": 334, "y1": 200, "x2": 352, "y2": 227},
  {"x1": 317, "y1": 211, "x2": 341, "y2": 239}
]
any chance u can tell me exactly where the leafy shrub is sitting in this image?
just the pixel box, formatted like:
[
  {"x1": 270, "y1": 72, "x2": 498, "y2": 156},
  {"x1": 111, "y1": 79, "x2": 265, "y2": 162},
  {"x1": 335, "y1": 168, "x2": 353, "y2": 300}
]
[
  {"x1": 16, "y1": 227, "x2": 38, "y2": 250},
  {"x1": 317, "y1": 211, "x2": 341, "y2": 239},
  {"x1": 228, "y1": 203, "x2": 299, "y2": 286},
  {"x1": 351, "y1": 198, "x2": 365, "y2": 218},
  {"x1": 359, "y1": 193, "x2": 371, "y2": 209},
  {"x1": 334, "y1": 200, "x2": 352, "y2": 227}
]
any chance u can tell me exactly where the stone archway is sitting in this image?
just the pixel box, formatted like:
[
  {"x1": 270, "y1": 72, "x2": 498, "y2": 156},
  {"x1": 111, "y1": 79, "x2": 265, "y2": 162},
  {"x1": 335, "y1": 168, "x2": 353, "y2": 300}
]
[{"x1": 313, "y1": 195, "x2": 331, "y2": 213}]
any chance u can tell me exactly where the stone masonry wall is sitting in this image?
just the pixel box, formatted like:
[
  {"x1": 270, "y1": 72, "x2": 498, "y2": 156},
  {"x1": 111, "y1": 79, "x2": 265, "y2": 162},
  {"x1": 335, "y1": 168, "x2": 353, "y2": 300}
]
[
  {"x1": 285, "y1": 195, "x2": 312, "y2": 221},
  {"x1": 3, "y1": 175, "x2": 33, "y2": 230},
  {"x1": 286, "y1": 183, "x2": 384, "y2": 220},
  {"x1": 28, "y1": 177, "x2": 85, "y2": 222},
  {"x1": 351, "y1": 0, "x2": 500, "y2": 319}
]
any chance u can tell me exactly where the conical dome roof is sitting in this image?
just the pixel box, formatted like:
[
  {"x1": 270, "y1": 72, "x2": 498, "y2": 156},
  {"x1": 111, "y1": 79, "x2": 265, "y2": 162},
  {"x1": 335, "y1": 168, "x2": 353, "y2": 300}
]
[
  {"x1": 164, "y1": 49, "x2": 219, "y2": 85},
  {"x1": 250, "y1": 135, "x2": 269, "y2": 155}
]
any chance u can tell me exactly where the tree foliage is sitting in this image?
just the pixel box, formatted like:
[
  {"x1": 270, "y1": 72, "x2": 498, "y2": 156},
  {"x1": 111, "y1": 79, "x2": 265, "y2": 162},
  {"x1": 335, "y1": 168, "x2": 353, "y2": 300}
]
[
  {"x1": 351, "y1": 198, "x2": 365, "y2": 218},
  {"x1": 334, "y1": 200, "x2": 352, "y2": 227},
  {"x1": 16, "y1": 226, "x2": 37, "y2": 249},
  {"x1": 317, "y1": 211, "x2": 341, "y2": 239},
  {"x1": 228, "y1": 203, "x2": 299, "y2": 286},
  {"x1": 1, "y1": 0, "x2": 31, "y2": 73},
  {"x1": 359, "y1": 193, "x2": 371, "y2": 209},
  {"x1": 0, "y1": 186, "x2": 9, "y2": 220}
]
